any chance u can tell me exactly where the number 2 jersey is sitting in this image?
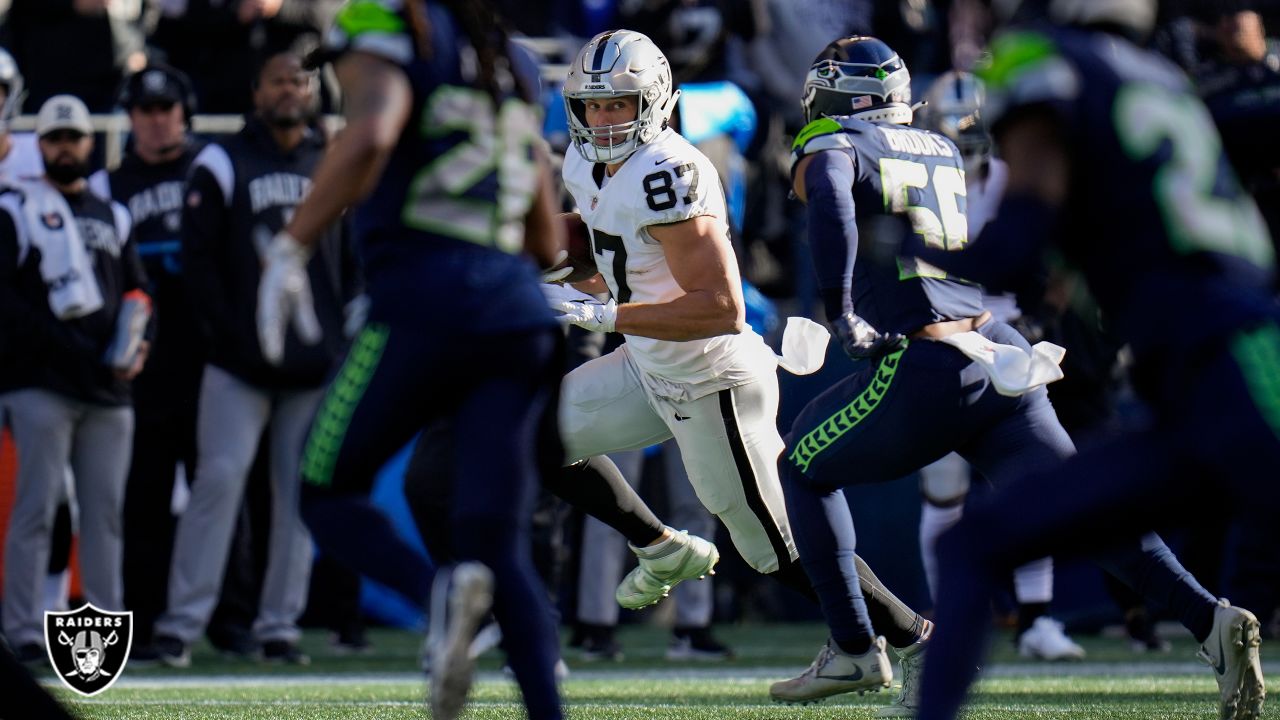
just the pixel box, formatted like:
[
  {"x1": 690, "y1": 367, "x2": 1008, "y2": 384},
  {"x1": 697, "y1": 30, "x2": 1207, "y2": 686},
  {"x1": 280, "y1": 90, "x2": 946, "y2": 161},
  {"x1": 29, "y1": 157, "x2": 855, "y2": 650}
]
[
  {"x1": 562, "y1": 127, "x2": 774, "y2": 388},
  {"x1": 323, "y1": 0, "x2": 554, "y2": 333},
  {"x1": 977, "y1": 25, "x2": 1275, "y2": 358},
  {"x1": 790, "y1": 116, "x2": 984, "y2": 336}
]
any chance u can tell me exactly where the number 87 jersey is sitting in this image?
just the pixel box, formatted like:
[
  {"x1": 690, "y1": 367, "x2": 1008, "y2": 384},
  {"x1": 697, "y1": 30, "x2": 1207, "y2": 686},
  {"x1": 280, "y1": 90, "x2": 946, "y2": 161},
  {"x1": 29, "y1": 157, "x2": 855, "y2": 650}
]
[{"x1": 563, "y1": 126, "x2": 757, "y2": 384}]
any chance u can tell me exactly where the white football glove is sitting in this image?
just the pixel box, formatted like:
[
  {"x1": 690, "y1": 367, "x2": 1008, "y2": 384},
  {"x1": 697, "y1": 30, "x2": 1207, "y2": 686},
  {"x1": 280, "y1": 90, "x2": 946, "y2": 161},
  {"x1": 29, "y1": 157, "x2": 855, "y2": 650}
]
[
  {"x1": 257, "y1": 231, "x2": 322, "y2": 365},
  {"x1": 541, "y1": 249, "x2": 574, "y2": 284},
  {"x1": 540, "y1": 282, "x2": 617, "y2": 333}
]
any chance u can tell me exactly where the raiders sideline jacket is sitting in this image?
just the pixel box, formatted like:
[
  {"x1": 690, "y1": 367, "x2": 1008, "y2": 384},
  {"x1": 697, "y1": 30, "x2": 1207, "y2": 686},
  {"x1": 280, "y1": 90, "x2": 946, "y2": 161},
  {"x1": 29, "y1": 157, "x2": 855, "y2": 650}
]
[{"x1": 182, "y1": 116, "x2": 358, "y2": 389}]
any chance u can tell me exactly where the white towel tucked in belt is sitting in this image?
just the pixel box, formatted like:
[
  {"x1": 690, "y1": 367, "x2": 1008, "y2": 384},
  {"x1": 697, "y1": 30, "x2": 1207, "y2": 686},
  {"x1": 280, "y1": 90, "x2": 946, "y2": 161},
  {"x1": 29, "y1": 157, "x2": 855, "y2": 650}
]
[
  {"x1": 938, "y1": 330, "x2": 1066, "y2": 397},
  {"x1": 776, "y1": 316, "x2": 829, "y2": 375},
  {"x1": 16, "y1": 178, "x2": 103, "y2": 319}
]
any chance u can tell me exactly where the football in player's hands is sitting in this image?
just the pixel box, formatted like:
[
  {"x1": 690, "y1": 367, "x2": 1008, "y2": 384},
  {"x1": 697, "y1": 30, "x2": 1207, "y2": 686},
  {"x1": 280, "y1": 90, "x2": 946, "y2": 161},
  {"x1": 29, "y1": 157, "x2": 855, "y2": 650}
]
[{"x1": 546, "y1": 212, "x2": 598, "y2": 284}]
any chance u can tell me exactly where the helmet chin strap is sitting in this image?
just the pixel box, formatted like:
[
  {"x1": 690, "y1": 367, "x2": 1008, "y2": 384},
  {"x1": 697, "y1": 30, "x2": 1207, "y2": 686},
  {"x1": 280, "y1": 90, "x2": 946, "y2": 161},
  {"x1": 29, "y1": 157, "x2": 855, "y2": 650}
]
[{"x1": 849, "y1": 103, "x2": 914, "y2": 125}]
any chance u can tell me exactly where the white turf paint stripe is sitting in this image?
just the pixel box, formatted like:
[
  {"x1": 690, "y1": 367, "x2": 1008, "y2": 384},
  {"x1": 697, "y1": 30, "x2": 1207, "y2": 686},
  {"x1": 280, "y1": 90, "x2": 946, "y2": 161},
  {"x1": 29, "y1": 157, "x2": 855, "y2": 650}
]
[
  {"x1": 61, "y1": 660, "x2": 1280, "y2": 691},
  {"x1": 66, "y1": 699, "x2": 771, "y2": 710}
]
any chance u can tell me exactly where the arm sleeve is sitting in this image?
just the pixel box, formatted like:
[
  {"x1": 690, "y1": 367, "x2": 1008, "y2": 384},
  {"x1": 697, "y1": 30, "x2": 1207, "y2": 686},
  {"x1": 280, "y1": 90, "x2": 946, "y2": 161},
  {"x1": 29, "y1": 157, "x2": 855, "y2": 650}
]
[
  {"x1": 0, "y1": 209, "x2": 98, "y2": 361},
  {"x1": 906, "y1": 192, "x2": 1056, "y2": 296},
  {"x1": 803, "y1": 150, "x2": 859, "y2": 320},
  {"x1": 180, "y1": 164, "x2": 236, "y2": 346}
]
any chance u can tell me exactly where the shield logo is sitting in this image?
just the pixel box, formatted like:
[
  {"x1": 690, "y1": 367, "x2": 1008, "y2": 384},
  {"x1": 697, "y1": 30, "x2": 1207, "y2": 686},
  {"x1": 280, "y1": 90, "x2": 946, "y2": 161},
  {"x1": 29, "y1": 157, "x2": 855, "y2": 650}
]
[
  {"x1": 44, "y1": 604, "x2": 133, "y2": 697},
  {"x1": 40, "y1": 211, "x2": 64, "y2": 230}
]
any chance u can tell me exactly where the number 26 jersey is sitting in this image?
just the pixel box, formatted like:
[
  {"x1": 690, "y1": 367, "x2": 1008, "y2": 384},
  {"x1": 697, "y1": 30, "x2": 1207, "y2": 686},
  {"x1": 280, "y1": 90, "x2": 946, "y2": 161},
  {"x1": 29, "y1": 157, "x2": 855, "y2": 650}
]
[{"x1": 562, "y1": 127, "x2": 771, "y2": 388}]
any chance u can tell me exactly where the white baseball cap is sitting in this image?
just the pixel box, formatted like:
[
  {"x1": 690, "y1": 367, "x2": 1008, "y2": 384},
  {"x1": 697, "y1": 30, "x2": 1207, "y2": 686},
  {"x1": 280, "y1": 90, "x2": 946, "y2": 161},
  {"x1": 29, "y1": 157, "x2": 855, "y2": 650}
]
[{"x1": 36, "y1": 94, "x2": 92, "y2": 137}]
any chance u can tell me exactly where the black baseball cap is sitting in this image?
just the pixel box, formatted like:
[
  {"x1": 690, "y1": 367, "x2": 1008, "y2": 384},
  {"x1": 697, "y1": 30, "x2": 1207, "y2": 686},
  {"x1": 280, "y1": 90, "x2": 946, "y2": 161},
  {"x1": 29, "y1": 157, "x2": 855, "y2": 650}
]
[{"x1": 120, "y1": 64, "x2": 192, "y2": 111}]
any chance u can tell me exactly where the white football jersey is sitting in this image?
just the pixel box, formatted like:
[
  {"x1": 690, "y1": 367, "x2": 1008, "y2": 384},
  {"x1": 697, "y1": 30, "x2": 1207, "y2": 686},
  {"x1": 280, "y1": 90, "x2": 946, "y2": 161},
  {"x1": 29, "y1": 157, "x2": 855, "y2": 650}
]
[{"x1": 563, "y1": 128, "x2": 771, "y2": 389}]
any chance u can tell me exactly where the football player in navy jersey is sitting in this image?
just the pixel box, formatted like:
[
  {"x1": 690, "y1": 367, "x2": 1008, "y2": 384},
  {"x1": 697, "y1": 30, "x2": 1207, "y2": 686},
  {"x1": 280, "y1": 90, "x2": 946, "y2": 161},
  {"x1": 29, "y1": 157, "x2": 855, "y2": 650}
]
[
  {"x1": 771, "y1": 34, "x2": 1238, "y2": 718},
  {"x1": 254, "y1": 2, "x2": 564, "y2": 719},
  {"x1": 907, "y1": 1, "x2": 1272, "y2": 719}
]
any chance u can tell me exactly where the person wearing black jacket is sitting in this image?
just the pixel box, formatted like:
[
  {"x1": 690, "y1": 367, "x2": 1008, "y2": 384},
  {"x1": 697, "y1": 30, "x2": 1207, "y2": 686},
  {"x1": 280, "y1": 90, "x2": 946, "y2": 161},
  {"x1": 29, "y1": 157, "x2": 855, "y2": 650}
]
[
  {"x1": 90, "y1": 63, "x2": 265, "y2": 659},
  {"x1": 151, "y1": 51, "x2": 357, "y2": 667},
  {"x1": 0, "y1": 95, "x2": 149, "y2": 663}
]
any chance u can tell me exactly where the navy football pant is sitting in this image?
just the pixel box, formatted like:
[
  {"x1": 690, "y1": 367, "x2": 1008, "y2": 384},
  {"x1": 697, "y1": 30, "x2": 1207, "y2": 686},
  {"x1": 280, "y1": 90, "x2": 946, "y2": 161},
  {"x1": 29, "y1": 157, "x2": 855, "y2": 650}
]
[
  {"x1": 918, "y1": 322, "x2": 1280, "y2": 720},
  {"x1": 781, "y1": 321, "x2": 1213, "y2": 655},
  {"x1": 299, "y1": 320, "x2": 563, "y2": 720}
]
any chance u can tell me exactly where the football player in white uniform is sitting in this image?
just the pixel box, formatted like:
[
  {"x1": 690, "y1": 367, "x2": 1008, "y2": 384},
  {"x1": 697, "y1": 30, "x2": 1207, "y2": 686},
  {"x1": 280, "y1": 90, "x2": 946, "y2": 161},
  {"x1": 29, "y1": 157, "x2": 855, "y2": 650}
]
[
  {"x1": 546, "y1": 36, "x2": 937, "y2": 683},
  {"x1": 554, "y1": 28, "x2": 796, "y2": 595}
]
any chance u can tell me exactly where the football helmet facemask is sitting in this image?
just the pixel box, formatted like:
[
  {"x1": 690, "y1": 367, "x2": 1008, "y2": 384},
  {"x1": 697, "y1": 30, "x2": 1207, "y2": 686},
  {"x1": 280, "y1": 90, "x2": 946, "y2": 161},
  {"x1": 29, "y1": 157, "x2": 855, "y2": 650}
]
[{"x1": 563, "y1": 30, "x2": 680, "y2": 164}]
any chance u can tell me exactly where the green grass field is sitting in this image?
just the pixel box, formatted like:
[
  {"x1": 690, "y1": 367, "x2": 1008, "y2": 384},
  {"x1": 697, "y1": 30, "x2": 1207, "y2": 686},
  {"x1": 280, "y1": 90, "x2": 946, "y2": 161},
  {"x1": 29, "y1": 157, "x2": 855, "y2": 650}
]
[{"x1": 41, "y1": 623, "x2": 1274, "y2": 719}]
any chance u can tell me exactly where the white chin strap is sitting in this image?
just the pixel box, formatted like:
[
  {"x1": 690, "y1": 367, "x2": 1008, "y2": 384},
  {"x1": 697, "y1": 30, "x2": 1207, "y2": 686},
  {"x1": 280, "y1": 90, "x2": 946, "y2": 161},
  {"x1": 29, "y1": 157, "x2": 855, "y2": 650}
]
[
  {"x1": 849, "y1": 103, "x2": 914, "y2": 125},
  {"x1": 575, "y1": 129, "x2": 641, "y2": 164}
]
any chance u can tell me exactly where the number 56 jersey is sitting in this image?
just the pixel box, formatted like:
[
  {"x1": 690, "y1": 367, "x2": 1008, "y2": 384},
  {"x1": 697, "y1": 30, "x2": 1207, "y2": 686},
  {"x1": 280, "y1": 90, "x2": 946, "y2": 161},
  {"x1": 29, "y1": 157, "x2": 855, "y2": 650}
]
[
  {"x1": 563, "y1": 127, "x2": 773, "y2": 389},
  {"x1": 790, "y1": 116, "x2": 984, "y2": 337}
]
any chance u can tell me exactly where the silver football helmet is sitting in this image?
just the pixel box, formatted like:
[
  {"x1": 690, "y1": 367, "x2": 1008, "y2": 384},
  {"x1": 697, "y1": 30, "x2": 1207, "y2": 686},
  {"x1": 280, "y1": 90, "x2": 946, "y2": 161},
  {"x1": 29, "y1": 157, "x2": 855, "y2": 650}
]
[
  {"x1": 0, "y1": 48, "x2": 25, "y2": 134},
  {"x1": 918, "y1": 71, "x2": 991, "y2": 175},
  {"x1": 563, "y1": 30, "x2": 680, "y2": 164}
]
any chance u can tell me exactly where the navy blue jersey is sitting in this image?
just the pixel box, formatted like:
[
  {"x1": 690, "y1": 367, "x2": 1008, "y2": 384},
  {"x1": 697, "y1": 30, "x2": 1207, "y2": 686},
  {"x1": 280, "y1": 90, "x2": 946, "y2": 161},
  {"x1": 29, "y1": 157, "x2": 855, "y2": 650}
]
[
  {"x1": 791, "y1": 115, "x2": 983, "y2": 335},
  {"x1": 323, "y1": 0, "x2": 553, "y2": 332},
  {"x1": 978, "y1": 26, "x2": 1276, "y2": 356}
]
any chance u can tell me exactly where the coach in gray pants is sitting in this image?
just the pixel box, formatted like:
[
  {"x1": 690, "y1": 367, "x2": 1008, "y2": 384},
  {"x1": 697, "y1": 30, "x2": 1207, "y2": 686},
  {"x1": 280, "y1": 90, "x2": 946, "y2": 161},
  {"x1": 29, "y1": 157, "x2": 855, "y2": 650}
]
[
  {"x1": 151, "y1": 51, "x2": 359, "y2": 666},
  {"x1": 0, "y1": 95, "x2": 150, "y2": 663}
]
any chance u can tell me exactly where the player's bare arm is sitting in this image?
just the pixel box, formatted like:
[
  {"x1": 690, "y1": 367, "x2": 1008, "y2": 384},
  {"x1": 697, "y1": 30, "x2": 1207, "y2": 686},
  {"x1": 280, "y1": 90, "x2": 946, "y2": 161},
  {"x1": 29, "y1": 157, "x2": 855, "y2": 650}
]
[
  {"x1": 284, "y1": 51, "x2": 413, "y2": 248},
  {"x1": 613, "y1": 215, "x2": 745, "y2": 341},
  {"x1": 523, "y1": 144, "x2": 567, "y2": 270}
]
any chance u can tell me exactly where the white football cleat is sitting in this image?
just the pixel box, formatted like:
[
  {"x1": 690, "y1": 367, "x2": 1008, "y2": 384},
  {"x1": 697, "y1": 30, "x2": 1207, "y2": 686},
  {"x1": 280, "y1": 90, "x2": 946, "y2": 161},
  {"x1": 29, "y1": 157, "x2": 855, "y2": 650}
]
[
  {"x1": 875, "y1": 636, "x2": 928, "y2": 718},
  {"x1": 428, "y1": 562, "x2": 494, "y2": 720},
  {"x1": 616, "y1": 530, "x2": 719, "y2": 610},
  {"x1": 1018, "y1": 616, "x2": 1086, "y2": 661},
  {"x1": 770, "y1": 636, "x2": 893, "y2": 704},
  {"x1": 1196, "y1": 598, "x2": 1265, "y2": 720}
]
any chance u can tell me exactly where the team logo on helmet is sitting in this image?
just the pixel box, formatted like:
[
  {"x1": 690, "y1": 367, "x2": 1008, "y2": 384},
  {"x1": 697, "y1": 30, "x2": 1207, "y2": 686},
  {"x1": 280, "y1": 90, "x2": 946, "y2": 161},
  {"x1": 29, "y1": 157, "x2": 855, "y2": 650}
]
[
  {"x1": 44, "y1": 604, "x2": 133, "y2": 696},
  {"x1": 142, "y1": 70, "x2": 168, "y2": 94}
]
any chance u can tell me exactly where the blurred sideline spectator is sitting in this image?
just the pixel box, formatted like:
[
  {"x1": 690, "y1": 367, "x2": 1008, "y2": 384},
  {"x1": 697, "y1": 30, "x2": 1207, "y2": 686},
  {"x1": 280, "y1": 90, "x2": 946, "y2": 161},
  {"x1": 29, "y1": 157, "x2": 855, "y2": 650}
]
[
  {"x1": 87, "y1": 63, "x2": 213, "y2": 658},
  {"x1": 1, "y1": 94, "x2": 149, "y2": 664},
  {"x1": 150, "y1": 51, "x2": 357, "y2": 667},
  {"x1": 148, "y1": 0, "x2": 341, "y2": 114},
  {"x1": 0, "y1": 0, "x2": 146, "y2": 112}
]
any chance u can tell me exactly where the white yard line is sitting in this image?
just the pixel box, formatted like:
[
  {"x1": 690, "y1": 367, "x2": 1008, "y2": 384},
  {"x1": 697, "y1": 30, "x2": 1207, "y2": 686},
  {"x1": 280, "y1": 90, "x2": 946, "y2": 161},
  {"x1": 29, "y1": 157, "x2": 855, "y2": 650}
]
[{"x1": 55, "y1": 659, "x2": 1279, "y2": 692}]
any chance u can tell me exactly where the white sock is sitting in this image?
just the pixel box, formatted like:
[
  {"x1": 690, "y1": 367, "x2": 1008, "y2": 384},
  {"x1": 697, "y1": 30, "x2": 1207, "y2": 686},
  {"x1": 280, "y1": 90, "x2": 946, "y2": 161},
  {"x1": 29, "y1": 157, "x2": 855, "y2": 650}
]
[
  {"x1": 919, "y1": 502, "x2": 963, "y2": 603},
  {"x1": 1013, "y1": 557, "x2": 1054, "y2": 605}
]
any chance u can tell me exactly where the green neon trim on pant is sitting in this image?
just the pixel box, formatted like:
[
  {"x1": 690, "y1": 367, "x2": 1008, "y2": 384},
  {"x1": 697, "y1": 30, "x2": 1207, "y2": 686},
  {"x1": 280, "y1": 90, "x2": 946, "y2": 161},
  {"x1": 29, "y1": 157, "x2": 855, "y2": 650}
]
[
  {"x1": 301, "y1": 323, "x2": 391, "y2": 488},
  {"x1": 788, "y1": 348, "x2": 905, "y2": 474},
  {"x1": 1231, "y1": 322, "x2": 1280, "y2": 440}
]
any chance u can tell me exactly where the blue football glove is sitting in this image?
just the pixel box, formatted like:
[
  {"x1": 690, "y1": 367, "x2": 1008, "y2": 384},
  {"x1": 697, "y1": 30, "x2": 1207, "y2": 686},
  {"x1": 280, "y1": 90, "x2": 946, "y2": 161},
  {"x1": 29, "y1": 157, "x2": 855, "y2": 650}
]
[{"x1": 831, "y1": 312, "x2": 906, "y2": 361}]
